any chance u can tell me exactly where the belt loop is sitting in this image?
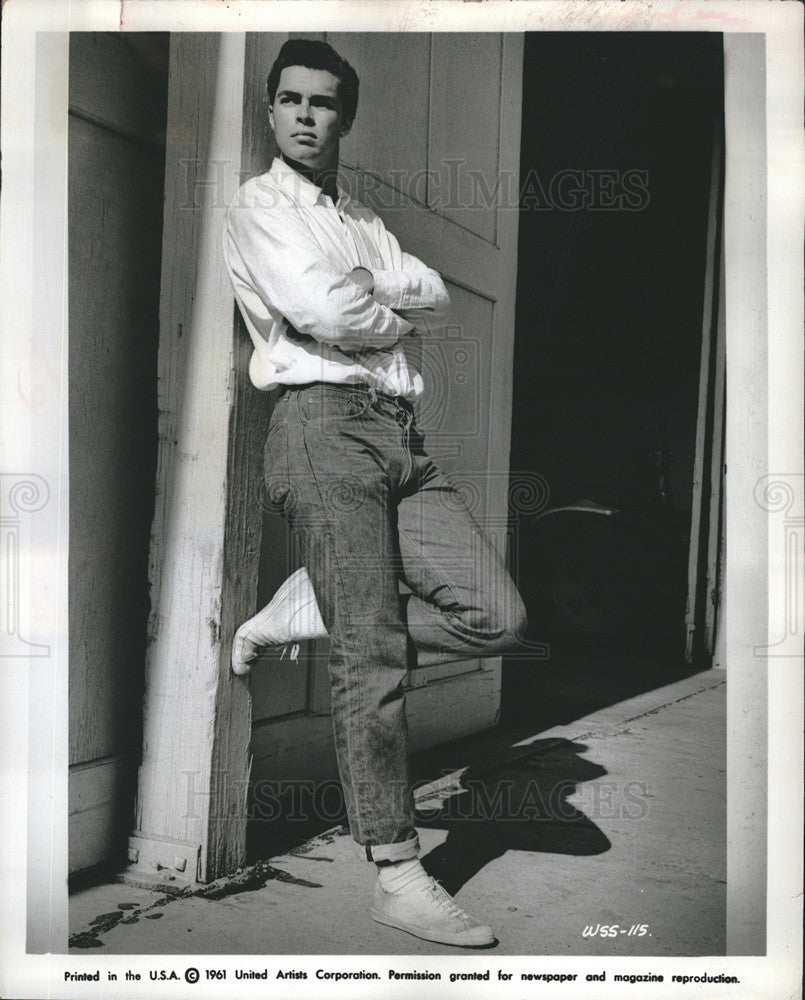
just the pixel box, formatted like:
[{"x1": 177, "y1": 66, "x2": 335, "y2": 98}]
[{"x1": 294, "y1": 389, "x2": 307, "y2": 426}]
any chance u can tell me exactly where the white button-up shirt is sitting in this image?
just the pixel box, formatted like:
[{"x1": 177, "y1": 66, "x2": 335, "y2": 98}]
[{"x1": 223, "y1": 157, "x2": 450, "y2": 398}]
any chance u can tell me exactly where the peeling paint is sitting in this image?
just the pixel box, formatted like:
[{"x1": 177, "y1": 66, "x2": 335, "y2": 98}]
[{"x1": 207, "y1": 617, "x2": 220, "y2": 646}]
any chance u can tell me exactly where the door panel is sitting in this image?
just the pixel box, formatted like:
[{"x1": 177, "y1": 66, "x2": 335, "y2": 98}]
[
  {"x1": 249, "y1": 643, "x2": 310, "y2": 718},
  {"x1": 428, "y1": 34, "x2": 503, "y2": 243},
  {"x1": 68, "y1": 117, "x2": 162, "y2": 763},
  {"x1": 418, "y1": 283, "x2": 494, "y2": 486},
  {"x1": 328, "y1": 32, "x2": 431, "y2": 195}
]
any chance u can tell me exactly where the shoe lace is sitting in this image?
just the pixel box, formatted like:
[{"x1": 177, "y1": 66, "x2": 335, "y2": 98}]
[{"x1": 425, "y1": 878, "x2": 468, "y2": 920}]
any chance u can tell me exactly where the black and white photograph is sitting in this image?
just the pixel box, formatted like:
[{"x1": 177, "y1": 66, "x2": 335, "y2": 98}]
[{"x1": 0, "y1": 2, "x2": 802, "y2": 998}]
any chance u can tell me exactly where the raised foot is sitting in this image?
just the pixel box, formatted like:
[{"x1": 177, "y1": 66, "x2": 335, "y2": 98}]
[{"x1": 230, "y1": 567, "x2": 327, "y2": 675}]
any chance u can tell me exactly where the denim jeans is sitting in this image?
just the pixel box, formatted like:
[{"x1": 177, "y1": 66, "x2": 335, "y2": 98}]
[{"x1": 264, "y1": 382, "x2": 527, "y2": 863}]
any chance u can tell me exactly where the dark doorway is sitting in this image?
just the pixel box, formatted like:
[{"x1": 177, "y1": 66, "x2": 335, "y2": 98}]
[{"x1": 505, "y1": 33, "x2": 724, "y2": 723}]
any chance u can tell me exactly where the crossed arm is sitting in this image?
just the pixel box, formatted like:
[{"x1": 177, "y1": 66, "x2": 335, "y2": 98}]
[
  {"x1": 345, "y1": 264, "x2": 450, "y2": 336},
  {"x1": 225, "y1": 200, "x2": 450, "y2": 353},
  {"x1": 362, "y1": 213, "x2": 451, "y2": 331}
]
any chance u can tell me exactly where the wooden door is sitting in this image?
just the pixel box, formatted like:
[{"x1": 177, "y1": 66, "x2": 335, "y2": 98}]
[{"x1": 249, "y1": 33, "x2": 524, "y2": 783}]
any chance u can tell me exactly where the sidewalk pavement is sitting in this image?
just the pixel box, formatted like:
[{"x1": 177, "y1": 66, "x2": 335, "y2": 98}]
[{"x1": 69, "y1": 668, "x2": 726, "y2": 956}]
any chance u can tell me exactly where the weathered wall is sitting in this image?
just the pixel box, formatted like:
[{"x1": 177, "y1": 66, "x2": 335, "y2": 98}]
[{"x1": 67, "y1": 32, "x2": 168, "y2": 873}]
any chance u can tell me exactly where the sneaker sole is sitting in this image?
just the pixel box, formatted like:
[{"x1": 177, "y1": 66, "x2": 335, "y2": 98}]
[{"x1": 370, "y1": 908, "x2": 494, "y2": 948}]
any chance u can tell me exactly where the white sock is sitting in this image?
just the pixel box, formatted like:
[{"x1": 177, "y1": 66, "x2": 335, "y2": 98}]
[{"x1": 376, "y1": 858, "x2": 430, "y2": 894}]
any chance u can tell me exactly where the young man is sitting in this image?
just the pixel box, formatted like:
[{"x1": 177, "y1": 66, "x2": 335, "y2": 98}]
[{"x1": 224, "y1": 39, "x2": 526, "y2": 948}]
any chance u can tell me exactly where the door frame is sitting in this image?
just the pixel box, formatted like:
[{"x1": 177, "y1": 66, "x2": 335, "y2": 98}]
[{"x1": 685, "y1": 115, "x2": 726, "y2": 667}]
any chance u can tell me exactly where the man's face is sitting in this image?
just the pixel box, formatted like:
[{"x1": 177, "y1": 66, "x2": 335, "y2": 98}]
[{"x1": 269, "y1": 65, "x2": 350, "y2": 171}]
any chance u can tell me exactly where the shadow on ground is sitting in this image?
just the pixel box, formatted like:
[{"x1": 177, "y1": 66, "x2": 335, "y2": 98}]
[
  {"x1": 247, "y1": 652, "x2": 697, "y2": 866},
  {"x1": 417, "y1": 738, "x2": 611, "y2": 895}
]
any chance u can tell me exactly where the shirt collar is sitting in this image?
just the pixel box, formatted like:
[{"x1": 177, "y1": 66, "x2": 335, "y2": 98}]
[{"x1": 269, "y1": 156, "x2": 351, "y2": 211}]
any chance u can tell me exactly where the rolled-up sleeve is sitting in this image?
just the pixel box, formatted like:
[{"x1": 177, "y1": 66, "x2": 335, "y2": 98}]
[{"x1": 224, "y1": 200, "x2": 414, "y2": 351}]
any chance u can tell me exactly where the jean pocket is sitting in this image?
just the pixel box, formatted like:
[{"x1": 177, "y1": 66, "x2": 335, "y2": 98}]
[{"x1": 263, "y1": 417, "x2": 290, "y2": 511}]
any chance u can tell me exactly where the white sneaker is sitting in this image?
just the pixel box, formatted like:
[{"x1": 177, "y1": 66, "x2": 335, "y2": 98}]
[
  {"x1": 371, "y1": 875, "x2": 495, "y2": 947},
  {"x1": 231, "y1": 567, "x2": 327, "y2": 675}
]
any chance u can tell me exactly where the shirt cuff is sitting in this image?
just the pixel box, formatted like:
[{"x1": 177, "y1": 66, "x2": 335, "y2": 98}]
[{"x1": 370, "y1": 269, "x2": 411, "y2": 309}]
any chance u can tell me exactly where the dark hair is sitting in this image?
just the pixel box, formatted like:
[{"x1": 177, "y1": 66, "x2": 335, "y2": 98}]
[{"x1": 266, "y1": 40, "x2": 359, "y2": 124}]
